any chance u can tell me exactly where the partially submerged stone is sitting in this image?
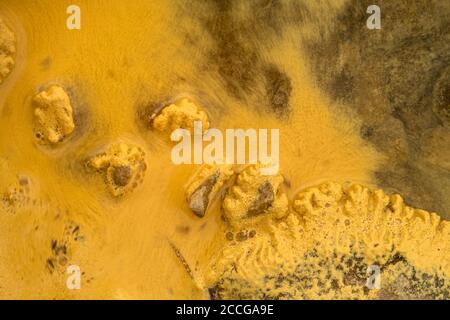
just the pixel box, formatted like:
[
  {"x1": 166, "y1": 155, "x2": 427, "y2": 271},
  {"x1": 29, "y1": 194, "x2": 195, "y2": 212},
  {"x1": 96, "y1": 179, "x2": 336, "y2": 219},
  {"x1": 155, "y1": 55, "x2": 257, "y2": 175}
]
[
  {"x1": 0, "y1": 18, "x2": 15, "y2": 84},
  {"x1": 222, "y1": 164, "x2": 288, "y2": 225},
  {"x1": 186, "y1": 164, "x2": 233, "y2": 217},
  {"x1": 33, "y1": 85, "x2": 75, "y2": 144},
  {"x1": 88, "y1": 143, "x2": 147, "y2": 197},
  {"x1": 151, "y1": 98, "x2": 209, "y2": 133}
]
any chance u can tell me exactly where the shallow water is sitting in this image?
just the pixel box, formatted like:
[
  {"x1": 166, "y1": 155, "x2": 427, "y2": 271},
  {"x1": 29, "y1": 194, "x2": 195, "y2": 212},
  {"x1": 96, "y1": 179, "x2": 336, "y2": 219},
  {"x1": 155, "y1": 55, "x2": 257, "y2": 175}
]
[{"x1": 0, "y1": 0, "x2": 448, "y2": 299}]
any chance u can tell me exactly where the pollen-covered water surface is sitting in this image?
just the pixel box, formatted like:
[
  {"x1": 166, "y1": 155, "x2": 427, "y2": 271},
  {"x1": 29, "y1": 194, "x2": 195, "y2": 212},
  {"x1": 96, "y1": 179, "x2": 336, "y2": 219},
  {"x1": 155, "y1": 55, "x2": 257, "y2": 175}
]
[{"x1": 0, "y1": 0, "x2": 448, "y2": 299}]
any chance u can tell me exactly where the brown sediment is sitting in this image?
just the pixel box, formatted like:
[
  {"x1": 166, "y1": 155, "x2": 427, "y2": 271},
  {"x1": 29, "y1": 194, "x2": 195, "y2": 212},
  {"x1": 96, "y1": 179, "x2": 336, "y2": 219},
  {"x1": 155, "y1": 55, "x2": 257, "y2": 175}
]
[
  {"x1": 264, "y1": 64, "x2": 292, "y2": 119},
  {"x1": 112, "y1": 166, "x2": 132, "y2": 187},
  {"x1": 176, "y1": 0, "x2": 306, "y2": 118},
  {"x1": 247, "y1": 181, "x2": 275, "y2": 217},
  {"x1": 303, "y1": 0, "x2": 450, "y2": 217},
  {"x1": 432, "y1": 67, "x2": 450, "y2": 128}
]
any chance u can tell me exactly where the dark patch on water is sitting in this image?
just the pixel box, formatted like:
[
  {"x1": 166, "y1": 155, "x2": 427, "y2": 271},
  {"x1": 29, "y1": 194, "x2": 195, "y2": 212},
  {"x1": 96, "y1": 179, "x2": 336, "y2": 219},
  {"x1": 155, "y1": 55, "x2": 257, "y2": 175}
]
[
  {"x1": 304, "y1": 0, "x2": 450, "y2": 217},
  {"x1": 177, "y1": 0, "x2": 309, "y2": 118}
]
